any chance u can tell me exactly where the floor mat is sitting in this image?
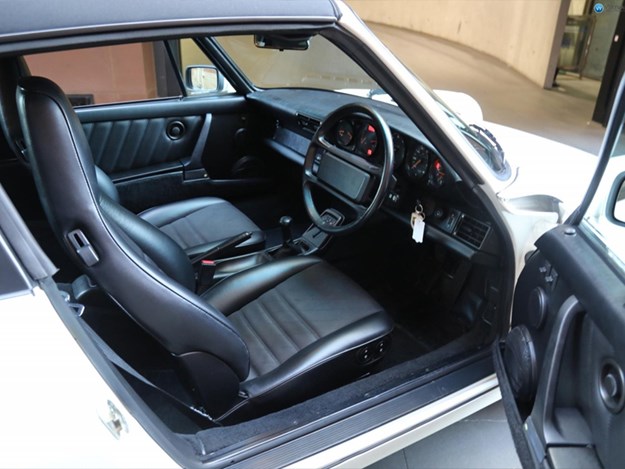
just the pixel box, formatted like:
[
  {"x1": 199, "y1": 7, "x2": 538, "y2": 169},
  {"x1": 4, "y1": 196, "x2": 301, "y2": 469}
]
[
  {"x1": 324, "y1": 217, "x2": 466, "y2": 362},
  {"x1": 380, "y1": 324, "x2": 433, "y2": 369}
]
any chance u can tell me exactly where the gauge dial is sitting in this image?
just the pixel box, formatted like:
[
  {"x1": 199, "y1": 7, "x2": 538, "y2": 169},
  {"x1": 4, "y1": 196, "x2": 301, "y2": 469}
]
[
  {"x1": 392, "y1": 132, "x2": 406, "y2": 166},
  {"x1": 405, "y1": 144, "x2": 430, "y2": 179},
  {"x1": 428, "y1": 157, "x2": 446, "y2": 188},
  {"x1": 336, "y1": 120, "x2": 354, "y2": 147},
  {"x1": 357, "y1": 124, "x2": 378, "y2": 158}
]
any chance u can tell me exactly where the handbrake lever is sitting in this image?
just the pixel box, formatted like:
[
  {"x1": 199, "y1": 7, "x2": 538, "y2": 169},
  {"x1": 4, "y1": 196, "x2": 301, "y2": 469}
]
[{"x1": 191, "y1": 231, "x2": 252, "y2": 267}]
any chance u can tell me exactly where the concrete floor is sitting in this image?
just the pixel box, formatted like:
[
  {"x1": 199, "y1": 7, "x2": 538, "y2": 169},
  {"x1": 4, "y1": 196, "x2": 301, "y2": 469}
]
[
  {"x1": 369, "y1": 23, "x2": 606, "y2": 155},
  {"x1": 362, "y1": 23, "x2": 610, "y2": 469},
  {"x1": 367, "y1": 402, "x2": 521, "y2": 469}
]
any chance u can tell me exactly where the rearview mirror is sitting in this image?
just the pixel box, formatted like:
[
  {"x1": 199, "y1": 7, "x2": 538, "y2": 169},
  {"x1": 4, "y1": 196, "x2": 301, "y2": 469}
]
[
  {"x1": 254, "y1": 34, "x2": 310, "y2": 51},
  {"x1": 185, "y1": 65, "x2": 224, "y2": 94}
]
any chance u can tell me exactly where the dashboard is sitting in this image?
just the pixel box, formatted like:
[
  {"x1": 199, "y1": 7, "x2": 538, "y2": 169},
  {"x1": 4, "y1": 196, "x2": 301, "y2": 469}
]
[{"x1": 249, "y1": 89, "x2": 499, "y2": 265}]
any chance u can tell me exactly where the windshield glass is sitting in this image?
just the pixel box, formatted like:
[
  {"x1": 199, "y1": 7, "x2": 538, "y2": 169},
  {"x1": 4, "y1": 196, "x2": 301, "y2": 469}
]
[
  {"x1": 583, "y1": 130, "x2": 625, "y2": 267},
  {"x1": 216, "y1": 34, "x2": 379, "y2": 93},
  {"x1": 216, "y1": 34, "x2": 507, "y2": 176}
]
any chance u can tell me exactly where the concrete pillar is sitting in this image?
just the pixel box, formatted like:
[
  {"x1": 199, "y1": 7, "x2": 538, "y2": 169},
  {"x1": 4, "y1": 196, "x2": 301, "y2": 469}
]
[{"x1": 347, "y1": 0, "x2": 570, "y2": 88}]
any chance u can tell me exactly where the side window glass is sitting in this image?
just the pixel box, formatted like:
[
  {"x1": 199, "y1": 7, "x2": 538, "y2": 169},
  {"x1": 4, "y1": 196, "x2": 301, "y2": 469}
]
[
  {"x1": 176, "y1": 38, "x2": 235, "y2": 96},
  {"x1": 583, "y1": 129, "x2": 625, "y2": 268},
  {"x1": 25, "y1": 42, "x2": 182, "y2": 106},
  {"x1": 614, "y1": 179, "x2": 625, "y2": 221}
]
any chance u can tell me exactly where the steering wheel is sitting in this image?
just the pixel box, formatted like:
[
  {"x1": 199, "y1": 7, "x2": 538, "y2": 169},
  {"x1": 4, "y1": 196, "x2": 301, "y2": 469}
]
[{"x1": 303, "y1": 103, "x2": 395, "y2": 235}]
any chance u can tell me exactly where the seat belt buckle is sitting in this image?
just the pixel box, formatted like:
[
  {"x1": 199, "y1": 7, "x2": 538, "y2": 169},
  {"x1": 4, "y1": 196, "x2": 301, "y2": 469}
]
[{"x1": 198, "y1": 260, "x2": 217, "y2": 288}]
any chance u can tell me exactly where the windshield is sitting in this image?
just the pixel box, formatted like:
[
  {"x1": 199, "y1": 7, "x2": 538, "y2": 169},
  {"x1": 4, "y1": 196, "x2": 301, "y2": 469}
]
[
  {"x1": 216, "y1": 34, "x2": 379, "y2": 93},
  {"x1": 216, "y1": 34, "x2": 507, "y2": 175}
]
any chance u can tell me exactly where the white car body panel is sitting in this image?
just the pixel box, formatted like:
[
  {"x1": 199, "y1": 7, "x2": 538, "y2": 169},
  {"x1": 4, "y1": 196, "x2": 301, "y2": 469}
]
[
  {"x1": 0, "y1": 288, "x2": 177, "y2": 469},
  {"x1": 491, "y1": 122, "x2": 598, "y2": 207},
  {"x1": 490, "y1": 122, "x2": 597, "y2": 276},
  {"x1": 427, "y1": 87, "x2": 599, "y2": 278},
  {"x1": 433, "y1": 90, "x2": 484, "y2": 124}
]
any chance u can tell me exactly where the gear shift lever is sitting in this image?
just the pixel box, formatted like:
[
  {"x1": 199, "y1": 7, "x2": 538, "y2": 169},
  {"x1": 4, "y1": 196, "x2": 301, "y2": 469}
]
[{"x1": 280, "y1": 216, "x2": 293, "y2": 248}]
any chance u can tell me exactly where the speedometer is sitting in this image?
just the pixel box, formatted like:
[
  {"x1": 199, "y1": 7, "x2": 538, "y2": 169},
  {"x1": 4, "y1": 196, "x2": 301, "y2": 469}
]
[{"x1": 404, "y1": 144, "x2": 430, "y2": 179}]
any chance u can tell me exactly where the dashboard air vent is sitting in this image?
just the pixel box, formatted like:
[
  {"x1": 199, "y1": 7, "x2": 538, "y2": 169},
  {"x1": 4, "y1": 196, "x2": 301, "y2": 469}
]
[
  {"x1": 454, "y1": 215, "x2": 490, "y2": 249},
  {"x1": 297, "y1": 113, "x2": 321, "y2": 133}
]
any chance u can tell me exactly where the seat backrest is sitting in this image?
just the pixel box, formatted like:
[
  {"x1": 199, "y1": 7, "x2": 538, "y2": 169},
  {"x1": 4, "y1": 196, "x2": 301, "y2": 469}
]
[{"x1": 17, "y1": 76, "x2": 250, "y2": 387}]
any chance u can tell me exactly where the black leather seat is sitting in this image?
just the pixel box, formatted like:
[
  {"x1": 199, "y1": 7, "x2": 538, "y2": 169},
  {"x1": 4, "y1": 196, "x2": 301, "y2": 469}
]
[
  {"x1": 0, "y1": 56, "x2": 265, "y2": 259},
  {"x1": 17, "y1": 76, "x2": 393, "y2": 420},
  {"x1": 96, "y1": 169, "x2": 264, "y2": 258}
]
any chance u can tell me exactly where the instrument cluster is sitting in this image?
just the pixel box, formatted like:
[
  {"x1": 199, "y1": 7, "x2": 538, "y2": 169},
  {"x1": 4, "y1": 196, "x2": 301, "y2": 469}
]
[
  {"x1": 334, "y1": 118, "x2": 380, "y2": 162},
  {"x1": 331, "y1": 118, "x2": 448, "y2": 190}
]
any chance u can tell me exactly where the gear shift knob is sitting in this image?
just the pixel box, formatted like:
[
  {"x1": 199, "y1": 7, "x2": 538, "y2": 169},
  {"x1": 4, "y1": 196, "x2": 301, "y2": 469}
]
[{"x1": 279, "y1": 216, "x2": 293, "y2": 247}]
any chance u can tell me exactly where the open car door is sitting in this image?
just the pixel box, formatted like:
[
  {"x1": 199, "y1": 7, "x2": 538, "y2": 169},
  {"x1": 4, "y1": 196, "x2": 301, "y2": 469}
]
[{"x1": 496, "y1": 78, "x2": 625, "y2": 468}]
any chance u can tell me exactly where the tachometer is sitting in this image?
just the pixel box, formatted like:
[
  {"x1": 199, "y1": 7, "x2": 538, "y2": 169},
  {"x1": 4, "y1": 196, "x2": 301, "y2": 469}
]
[
  {"x1": 357, "y1": 124, "x2": 378, "y2": 158},
  {"x1": 336, "y1": 120, "x2": 354, "y2": 147},
  {"x1": 404, "y1": 144, "x2": 430, "y2": 179}
]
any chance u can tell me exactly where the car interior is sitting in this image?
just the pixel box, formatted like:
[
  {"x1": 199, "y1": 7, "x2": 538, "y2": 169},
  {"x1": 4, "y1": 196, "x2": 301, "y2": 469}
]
[{"x1": 0, "y1": 30, "x2": 513, "y2": 460}]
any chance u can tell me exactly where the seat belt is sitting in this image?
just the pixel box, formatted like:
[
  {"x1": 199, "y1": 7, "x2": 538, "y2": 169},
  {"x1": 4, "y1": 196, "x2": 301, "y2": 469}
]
[{"x1": 80, "y1": 320, "x2": 220, "y2": 427}]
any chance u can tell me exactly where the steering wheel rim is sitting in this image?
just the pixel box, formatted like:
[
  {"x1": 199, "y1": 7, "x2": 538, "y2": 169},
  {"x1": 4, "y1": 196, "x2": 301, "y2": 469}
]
[{"x1": 302, "y1": 103, "x2": 394, "y2": 235}]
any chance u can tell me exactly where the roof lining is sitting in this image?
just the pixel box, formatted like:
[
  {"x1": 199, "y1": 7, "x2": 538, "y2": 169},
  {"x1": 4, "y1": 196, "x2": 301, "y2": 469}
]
[{"x1": 0, "y1": 22, "x2": 335, "y2": 57}]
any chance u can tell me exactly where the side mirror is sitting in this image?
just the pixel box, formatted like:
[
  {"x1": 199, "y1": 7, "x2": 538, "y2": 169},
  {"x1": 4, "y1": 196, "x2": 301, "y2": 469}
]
[
  {"x1": 610, "y1": 174, "x2": 625, "y2": 224},
  {"x1": 185, "y1": 65, "x2": 225, "y2": 94}
]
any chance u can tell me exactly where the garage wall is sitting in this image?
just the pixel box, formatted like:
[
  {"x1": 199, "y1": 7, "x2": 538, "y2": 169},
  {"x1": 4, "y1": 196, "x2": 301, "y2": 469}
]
[
  {"x1": 27, "y1": 43, "x2": 157, "y2": 104},
  {"x1": 347, "y1": 0, "x2": 569, "y2": 88}
]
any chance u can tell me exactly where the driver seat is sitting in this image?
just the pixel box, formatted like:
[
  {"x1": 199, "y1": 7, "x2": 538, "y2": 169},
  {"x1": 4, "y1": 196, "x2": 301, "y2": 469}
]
[{"x1": 17, "y1": 76, "x2": 393, "y2": 420}]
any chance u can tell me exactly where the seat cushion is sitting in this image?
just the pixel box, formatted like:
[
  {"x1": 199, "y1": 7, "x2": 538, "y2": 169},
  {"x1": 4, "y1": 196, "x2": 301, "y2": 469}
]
[
  {"x1": 202, "y1": 256, "x2": 393, "y2": 411},
  {"x1": 139, "y1": 197, "x2": 265, "y2": 257}
]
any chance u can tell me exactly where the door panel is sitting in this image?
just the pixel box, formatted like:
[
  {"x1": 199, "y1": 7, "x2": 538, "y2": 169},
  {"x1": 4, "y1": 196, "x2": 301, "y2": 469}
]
[
  {"x1": 503, "y1": 224, "x2": 625, "y2": 468},
  {"x1": 76, "y1": 97, "x2": 272, "y2": 212},
  {"x1": 82, "y1": 115, "x2": 203, "y2": 174}
]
